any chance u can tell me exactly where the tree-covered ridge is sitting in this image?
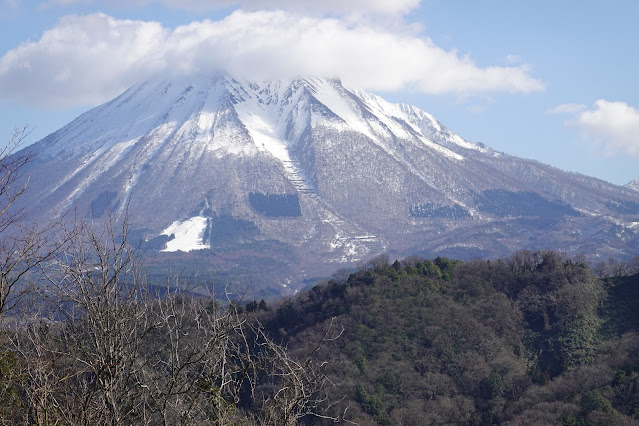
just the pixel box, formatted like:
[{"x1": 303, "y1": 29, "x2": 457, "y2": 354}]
[{"x1": 258, "y1": 251, "x2": 639, "y2": 425}]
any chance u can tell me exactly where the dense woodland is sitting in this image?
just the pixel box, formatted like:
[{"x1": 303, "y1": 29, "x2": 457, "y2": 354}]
[{"x1": 252, "y1": 252, "x2": 639, "y2": 425}]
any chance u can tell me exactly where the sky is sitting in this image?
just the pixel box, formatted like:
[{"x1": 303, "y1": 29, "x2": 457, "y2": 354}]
[{"x1": 0, "y1": 0, "x2": 637, "y2": 186}]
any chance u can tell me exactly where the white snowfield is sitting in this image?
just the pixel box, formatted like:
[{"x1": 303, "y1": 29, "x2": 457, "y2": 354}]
[{"x1": 161, "y1": 216, "x2": 210, "y2": 252}]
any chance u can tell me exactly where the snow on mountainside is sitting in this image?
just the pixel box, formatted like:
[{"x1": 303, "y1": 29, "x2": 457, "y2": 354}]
[
  {"x1": 15, "y1": 73, "x2": 639, "y2": 294},
  {"x1": 627, "y1": 178, "x2": 639, "y2": 192},
  {"x1": 161, "y1": 216, "x2": 211, "y2": 252}
]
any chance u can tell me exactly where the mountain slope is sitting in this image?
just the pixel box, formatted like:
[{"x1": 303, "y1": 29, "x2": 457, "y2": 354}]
[{"x1": 15, "y1": 74, "x2": 639, "y2": 293}]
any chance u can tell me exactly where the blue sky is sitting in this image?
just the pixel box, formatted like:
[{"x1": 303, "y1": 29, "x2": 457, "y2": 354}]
[{"x1": 1, "y1": 0, "x2": 637, "y2": 185}]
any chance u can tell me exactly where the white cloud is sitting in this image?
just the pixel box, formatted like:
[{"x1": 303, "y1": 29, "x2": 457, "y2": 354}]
[
  {"x1": 547, "y1": 103, "x2": 587, "y2": 114},
  {"x1": 0, "y1": 11, "x2": 545, "y2": 108},
  {"x1": 568, "y1": 100, "x2": 639, "y2": 157},
  {"x1": 0, "y1": 13, "x2": 168, "y2": 107}
]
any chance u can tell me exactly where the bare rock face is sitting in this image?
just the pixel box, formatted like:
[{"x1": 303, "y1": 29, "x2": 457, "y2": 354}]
[{"x1": 15, "y1": 74, "x2": 639, "y2": 294}]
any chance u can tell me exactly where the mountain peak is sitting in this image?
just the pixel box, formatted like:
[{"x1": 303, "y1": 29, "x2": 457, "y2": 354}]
[{"x1": 15, "y1": 73, "x2": 639, "y2": 295}]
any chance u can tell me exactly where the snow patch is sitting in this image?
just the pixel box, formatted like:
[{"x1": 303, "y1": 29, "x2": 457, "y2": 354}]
[
  {"x1": 626, "y1": 178, "x2": 639, "y2": 191},
  {"x1": 306, "y1": 78, "x2": 377, "y2": 141},
  {"x1": 352, "y1": 87, "x2": 486, "y2": 155},
  {"x1": 161, "y1": 216, "x2": 210, "y2": 252},
  {"x1": 422, "y1": 138, "x2": 465, "y2": 161}
]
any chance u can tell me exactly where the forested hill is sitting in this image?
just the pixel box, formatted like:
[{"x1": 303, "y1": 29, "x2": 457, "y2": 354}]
[{"x1": 254, "y1": 251, "x2": 639, "y2": 425}]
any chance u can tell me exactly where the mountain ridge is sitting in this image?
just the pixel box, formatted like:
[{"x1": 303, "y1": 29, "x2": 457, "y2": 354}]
[{"x1": 14, "y1": 73, "x2": 639, "y2": 294}]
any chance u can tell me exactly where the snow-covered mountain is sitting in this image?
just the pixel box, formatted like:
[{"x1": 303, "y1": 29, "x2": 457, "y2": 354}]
[
  {"x1": 16, "y1": 74, "x2": 639, "y2": 293},
  {"x1": 627, "y1": 178, "x2": 639, "y2": 192}
]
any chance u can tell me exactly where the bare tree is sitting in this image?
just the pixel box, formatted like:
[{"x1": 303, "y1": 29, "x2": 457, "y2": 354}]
[
  {"x1": 0, "y1": 126, "x2": 72, "y2": 325},
  {"x1": 10, "y1": 215, "x2": 150, "y2": 424},
  {"x1": 0, "y1": 127, "x2": 75, "y2": 424},
  {"x1": 255, "y1": 317, "x2": 343, "y2": 425},
  {"x1": 9, "y1": 214, "x2": 335, "y2": 425},
  {"x1": 593, "y1": 257, "x2": 636, "y2": 278},
  {"x1": 0, "y1": 126, "x2": 38, "y2": 321},
  {"x1": 139, "y1": 286, "x2": 261, "y2": 425}
]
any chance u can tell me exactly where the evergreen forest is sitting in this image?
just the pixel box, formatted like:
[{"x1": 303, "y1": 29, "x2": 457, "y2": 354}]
[{"x1": 253, "y1": 251, "x2": 639, "y2": 425}]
